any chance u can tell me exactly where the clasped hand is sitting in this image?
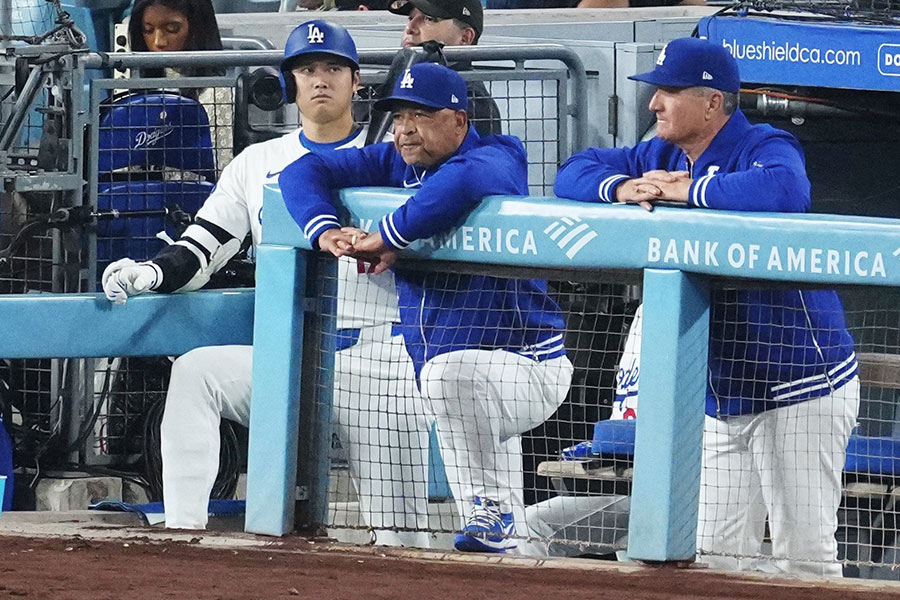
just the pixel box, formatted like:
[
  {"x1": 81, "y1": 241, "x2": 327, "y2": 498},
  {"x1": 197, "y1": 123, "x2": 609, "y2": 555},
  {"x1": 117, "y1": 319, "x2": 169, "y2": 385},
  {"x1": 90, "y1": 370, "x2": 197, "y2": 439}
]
[
  {"x1": 615, "y1": 170, "x2": 692, "y2": 211},
  {"x1": 318, "y1": 227, "x2": 397, "y2": 275}
]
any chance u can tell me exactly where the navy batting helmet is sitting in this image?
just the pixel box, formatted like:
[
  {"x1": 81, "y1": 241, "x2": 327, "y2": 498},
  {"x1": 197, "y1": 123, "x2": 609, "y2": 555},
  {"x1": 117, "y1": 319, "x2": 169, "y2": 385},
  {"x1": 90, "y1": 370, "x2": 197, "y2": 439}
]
[{"x1": 280, "y1": 20, "x2": 359, "y2": 103}]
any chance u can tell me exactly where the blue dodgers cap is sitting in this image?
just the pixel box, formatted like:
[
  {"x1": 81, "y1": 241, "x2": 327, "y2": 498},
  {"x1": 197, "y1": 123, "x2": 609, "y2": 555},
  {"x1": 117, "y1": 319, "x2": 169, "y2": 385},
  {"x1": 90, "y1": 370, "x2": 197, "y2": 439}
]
[
  {"x1": 374, "y1": 62, "x2": 469, "y2": 112},
  {"x1": 629, "y1": 37, "x2": 741, "y2": 94}
]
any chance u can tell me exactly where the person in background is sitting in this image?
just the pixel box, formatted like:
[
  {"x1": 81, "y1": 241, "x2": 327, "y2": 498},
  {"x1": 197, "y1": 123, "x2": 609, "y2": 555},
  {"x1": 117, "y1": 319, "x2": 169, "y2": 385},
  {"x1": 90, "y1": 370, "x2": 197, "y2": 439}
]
[
  {"x1": 390, "y1": 0, "x2": 502, "y2": 137},
  {"x1": 127, "y1": 0, "x2": 233, "y2": 170},
  {"x1": 128, "y1": 0, "x2": 223, "y2": 75}
]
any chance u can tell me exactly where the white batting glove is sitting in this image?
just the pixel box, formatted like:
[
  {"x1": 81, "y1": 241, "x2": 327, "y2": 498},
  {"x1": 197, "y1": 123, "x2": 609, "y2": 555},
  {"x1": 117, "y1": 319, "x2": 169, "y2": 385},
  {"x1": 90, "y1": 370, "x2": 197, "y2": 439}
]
[{"x1": 101, "y1": 258, "x2": 162, "y2": 305}]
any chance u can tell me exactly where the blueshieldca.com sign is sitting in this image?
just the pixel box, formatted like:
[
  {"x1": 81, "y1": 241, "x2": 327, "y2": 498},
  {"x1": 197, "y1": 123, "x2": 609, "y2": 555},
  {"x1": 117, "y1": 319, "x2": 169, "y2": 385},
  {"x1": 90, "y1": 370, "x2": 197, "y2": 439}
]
[{"x1": 698, "y1": 16, "x2": 900, "y2": 92}]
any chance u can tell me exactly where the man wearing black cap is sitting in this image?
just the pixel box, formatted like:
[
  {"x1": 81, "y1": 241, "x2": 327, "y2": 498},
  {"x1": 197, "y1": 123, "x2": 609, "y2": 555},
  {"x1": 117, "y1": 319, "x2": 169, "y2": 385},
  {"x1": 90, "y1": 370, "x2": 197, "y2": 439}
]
[
  {"x1": 389, "y1": 0, "x2": 502, "y2": 136},
  {"x1": 555, "y1": 38, "x2": 859, "y2": 577},
  {"x1": 280, "y1": 63, "x2": 573, "y2": 555}
]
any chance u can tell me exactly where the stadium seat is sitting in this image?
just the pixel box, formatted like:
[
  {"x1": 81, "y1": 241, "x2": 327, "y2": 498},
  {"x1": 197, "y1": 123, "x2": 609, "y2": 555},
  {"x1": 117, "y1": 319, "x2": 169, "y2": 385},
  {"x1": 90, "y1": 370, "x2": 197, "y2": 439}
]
[
  {"x1": 98, "y1": 92, "x2": 217, "y2": 183},
  {"x1": 560, "y1": 419, "x2": 900, "y2": 480},
  {"x1": 95, "y1": 92, "x2": 218, "y2": 276},
  {"x1": 95, "y1": 180, "x2": 213, "y2": 274}
]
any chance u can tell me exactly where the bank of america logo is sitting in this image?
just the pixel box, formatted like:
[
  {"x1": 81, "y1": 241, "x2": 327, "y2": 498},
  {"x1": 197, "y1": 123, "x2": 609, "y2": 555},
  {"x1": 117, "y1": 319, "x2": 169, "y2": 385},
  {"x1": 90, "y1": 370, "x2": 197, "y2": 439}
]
[{"x1": 544, "y1": 216, "x2": 598, "y2": 259}]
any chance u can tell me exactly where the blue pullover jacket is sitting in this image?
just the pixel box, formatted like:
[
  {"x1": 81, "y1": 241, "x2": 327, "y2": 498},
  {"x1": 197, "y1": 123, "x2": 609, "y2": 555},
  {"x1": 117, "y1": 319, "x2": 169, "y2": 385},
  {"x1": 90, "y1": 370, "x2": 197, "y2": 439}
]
[
  {"x1": 555, "y1": 109, "x2": 857, "y2": 417},
  {"x1": 280, "y1": 127, "x2": 567, "y2": 377}
]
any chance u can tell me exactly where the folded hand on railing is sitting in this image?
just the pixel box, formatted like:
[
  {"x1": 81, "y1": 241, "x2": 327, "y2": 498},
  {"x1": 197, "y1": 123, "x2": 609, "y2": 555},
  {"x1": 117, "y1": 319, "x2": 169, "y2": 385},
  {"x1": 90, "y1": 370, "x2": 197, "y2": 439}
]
[
  {"x1": 350, "y1": 231, "x2": 397, "y2": 275},
  {"x1": 317, "y1": 228, "x2": 361, "y2": 257},
  {"x1": 616, "y1": 170, "x2": 692, "y2": 211},
  {"x1": 317, "y1": 227, "x2": 397, "y2": 275}
]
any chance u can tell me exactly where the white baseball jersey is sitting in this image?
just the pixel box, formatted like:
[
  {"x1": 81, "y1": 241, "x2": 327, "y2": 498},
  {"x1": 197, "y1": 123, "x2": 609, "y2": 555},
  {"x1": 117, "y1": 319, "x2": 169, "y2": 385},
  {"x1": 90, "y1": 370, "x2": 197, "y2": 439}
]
[
  {"x1": 180, "y1": 127, "x2": 399, "y2": 329},
  {"x1": 611, "y1": 304, "x2": 641, "y2": 420}
]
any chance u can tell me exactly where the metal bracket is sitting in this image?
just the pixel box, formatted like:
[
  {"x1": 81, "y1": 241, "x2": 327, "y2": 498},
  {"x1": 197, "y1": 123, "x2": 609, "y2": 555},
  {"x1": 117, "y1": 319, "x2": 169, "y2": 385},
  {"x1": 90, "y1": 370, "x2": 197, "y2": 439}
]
[{"x1": 608, "y1": 94, "x2": 618, "y2": 137}]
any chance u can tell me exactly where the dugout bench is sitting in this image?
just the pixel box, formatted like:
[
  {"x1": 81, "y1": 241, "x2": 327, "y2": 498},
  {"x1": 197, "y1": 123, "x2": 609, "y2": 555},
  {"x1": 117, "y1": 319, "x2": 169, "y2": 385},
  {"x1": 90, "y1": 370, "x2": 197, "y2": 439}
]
[{"x1": 536, "y1": 352, "x2": 900, "y2": 574}]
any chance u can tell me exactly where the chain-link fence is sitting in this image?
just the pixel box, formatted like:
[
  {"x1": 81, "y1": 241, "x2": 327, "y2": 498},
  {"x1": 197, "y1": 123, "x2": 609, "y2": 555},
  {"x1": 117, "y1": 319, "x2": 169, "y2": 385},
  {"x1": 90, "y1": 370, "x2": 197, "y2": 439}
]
[
  {"x1": 311, "y1": 251, "x2": 900, "y2": 569},
  {"x1": 302, "y1": 251, "x2": 636, "y2": 552},
  {"x1": 71, "y1": 46, "x2": 586, "y2": 475},
  {"x1": 1, "y1": 0, "x2": 89, "y2": 492}
]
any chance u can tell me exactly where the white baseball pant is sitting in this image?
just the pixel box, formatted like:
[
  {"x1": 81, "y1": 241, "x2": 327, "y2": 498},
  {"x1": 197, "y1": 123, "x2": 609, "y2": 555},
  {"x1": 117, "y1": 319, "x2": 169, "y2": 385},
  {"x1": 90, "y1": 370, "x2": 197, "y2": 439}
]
[
  {"x1": 697, "y1": 376, "x2": 860, "y2": 577},
  {"x1": 419, "y1": 349, "x2": 573, "y2": 551},
  {"x1": 161, "y1": 331, "x2": 432, "y2": 548}
]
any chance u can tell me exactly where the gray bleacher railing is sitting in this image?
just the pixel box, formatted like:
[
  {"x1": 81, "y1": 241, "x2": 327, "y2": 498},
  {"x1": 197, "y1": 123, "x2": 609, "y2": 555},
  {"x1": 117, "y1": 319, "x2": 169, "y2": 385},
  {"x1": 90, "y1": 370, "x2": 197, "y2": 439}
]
[
  {"x1": 1, "y1": 5, "x2": 91, "y2": 467},
  {"x1": 83, "y1": 45, "x2": 588, "y2": 151}
]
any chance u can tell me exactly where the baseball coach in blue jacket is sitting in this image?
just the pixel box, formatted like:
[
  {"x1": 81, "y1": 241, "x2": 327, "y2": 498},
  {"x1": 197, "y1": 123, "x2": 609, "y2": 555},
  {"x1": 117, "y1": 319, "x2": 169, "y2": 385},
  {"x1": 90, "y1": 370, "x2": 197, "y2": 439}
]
[
  {"x1": 554, "y1": 38, "x2": 859, "y2": 577},
  {"x1": 280, "y1": 63, "x2": 573, "y2": 555}
]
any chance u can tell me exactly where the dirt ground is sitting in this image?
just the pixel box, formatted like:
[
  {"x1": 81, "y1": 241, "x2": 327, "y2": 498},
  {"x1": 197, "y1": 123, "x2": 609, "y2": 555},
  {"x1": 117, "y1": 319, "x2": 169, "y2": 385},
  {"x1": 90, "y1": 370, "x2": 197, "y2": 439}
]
[{"x1": 2, "y1": 534, "x2": 900, "y2": 600}]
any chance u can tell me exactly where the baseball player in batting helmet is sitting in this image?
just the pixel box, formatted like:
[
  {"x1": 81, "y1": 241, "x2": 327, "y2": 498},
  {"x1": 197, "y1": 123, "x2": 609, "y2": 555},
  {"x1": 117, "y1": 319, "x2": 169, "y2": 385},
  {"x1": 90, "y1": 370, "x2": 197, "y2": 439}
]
[
  {"x1": 102, "y1": 20, "x2": 432, "y2": 547},
  {"x1": 280, "y1": 19, "x2": 359, "y2": 104}
]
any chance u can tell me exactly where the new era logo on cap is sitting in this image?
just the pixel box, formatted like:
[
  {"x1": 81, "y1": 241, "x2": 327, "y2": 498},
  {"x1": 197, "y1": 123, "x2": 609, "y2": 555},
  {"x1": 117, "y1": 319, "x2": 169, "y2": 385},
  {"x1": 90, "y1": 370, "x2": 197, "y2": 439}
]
[
  {"x1": 702, "y1": 71, "x2": 713, "y2": 80},
  {"x1": 656, "y1": 44, "x2": 667, "y2": 66},
  {"x1": 462, "y1": 6, "x2": 471, "y2": 15}
]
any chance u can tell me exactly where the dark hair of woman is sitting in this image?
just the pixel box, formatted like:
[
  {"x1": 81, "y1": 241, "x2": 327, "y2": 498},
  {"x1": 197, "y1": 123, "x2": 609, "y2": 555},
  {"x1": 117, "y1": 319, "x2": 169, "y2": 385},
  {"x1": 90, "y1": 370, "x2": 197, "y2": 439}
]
[{"x1": 128, "y1": 0, "x2": 225, "y2": 79}]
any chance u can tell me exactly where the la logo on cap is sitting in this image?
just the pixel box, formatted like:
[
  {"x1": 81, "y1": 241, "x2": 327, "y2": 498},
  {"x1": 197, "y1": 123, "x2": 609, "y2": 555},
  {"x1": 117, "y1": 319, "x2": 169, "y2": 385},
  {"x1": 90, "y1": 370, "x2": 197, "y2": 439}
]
[
  {"x1": 400, "y1": 69, "x2": 414, "y2": 89},
  {"x1": 307, "y1": 23, "x2": 324, "y2": 44},
  {"x1": 656, "y1": 44, "x2": 667, "y2": 66}
]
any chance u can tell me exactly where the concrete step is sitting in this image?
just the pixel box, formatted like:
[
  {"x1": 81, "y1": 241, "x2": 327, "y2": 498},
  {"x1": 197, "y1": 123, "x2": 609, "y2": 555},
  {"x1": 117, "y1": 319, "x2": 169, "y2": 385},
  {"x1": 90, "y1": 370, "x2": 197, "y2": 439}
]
[{"x1": 0, "y1": 509, "x2": 144, "y2": 528}]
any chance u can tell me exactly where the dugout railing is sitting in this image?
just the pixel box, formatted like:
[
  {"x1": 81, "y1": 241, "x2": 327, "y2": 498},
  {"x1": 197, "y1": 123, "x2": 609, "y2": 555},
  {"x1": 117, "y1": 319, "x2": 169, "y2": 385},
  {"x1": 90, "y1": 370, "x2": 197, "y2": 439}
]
[{"x1": 249, "y1": 186, "x2": 900, "y2": 572}]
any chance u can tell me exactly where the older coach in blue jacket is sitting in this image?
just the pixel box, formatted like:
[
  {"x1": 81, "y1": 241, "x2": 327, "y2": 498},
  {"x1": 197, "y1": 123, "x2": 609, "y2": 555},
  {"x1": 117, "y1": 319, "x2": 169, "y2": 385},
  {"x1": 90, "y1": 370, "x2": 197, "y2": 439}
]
[
  {"x1": 555, "y1": 38, "x2": 859, "y2": 577},
  {"x1": 280, "y1": 63, "x2": 573, "y2": 555}
]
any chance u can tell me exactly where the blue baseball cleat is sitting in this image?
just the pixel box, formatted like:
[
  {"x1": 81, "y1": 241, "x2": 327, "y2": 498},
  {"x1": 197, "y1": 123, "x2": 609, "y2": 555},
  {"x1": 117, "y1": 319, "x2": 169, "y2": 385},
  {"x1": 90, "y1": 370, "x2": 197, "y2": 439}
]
[{"x1": 454, "y1": 497, "x2": 517, "y2": 553}]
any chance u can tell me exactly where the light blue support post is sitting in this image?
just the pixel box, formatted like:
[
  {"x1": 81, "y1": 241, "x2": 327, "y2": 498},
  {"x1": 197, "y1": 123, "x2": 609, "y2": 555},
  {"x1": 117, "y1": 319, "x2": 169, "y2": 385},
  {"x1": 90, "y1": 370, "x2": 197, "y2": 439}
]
[
  {"x1": 296, "y1": 256, "x2": 337, "y2": 531},
  {"x1": 245, "y1": 245, "x2": 308, "y2": 536},
  {"x1": 627, "y1": 268, "x2": 709, "y2": 562}
]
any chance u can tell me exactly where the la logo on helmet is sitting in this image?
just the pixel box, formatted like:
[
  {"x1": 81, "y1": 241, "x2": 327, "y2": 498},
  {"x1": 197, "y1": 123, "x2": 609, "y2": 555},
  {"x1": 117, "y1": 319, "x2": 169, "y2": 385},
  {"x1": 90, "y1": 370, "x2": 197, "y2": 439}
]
[
  {"x1": 400, "y1": 69, "x2": 415, "y2": 89},
  {"x1": 656, "y1": 44, "x2": 667, "y2": 66},
  {"x1": 307, "y1": 24, "x2": 324, "y2": 44}
]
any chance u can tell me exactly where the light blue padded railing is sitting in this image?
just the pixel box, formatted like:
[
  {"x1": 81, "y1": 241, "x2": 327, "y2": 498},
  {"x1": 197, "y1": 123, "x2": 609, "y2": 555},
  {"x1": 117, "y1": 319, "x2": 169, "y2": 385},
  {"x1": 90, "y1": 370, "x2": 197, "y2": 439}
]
[{"x1": 248, "y1": 185, "x2": 900, "y2": 566}]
